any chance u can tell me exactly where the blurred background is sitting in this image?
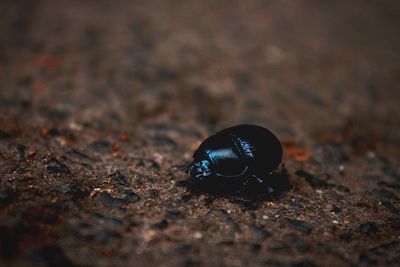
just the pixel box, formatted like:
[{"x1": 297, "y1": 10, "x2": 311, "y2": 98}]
[
  {"x1": 1, "y1": 0, "x2": 399, "y2": 137},
  {"x1": 0, "y1": 0, "x2": 399, "y2": 266}
]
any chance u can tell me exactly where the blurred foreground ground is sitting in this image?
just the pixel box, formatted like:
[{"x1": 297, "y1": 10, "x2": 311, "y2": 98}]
[{"x1": 1, "y1": 0, "x2": 400, "y2": 266}]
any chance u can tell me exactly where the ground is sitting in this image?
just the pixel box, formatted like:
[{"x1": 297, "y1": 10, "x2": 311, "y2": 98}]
[{"x1": 1, "y1": 0, "x2": 400, "y2": 266}]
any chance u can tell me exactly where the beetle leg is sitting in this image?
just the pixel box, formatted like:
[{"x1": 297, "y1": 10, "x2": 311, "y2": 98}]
[
  {"x1": 254, "y1": 175, "x2": 264, "y2": 184},
  {"x1": 251, "y1": 174, "x2": 275, "y2": 195}
]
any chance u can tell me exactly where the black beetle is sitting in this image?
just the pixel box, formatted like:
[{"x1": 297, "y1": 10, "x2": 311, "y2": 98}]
[{"x1": 188, "y1": 124, "x2": 289, "y2": 196}]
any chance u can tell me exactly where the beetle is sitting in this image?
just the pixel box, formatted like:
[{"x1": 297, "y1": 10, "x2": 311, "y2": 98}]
[{"x1": 187, "y1": 124, "x2": 289, "y2": 196}]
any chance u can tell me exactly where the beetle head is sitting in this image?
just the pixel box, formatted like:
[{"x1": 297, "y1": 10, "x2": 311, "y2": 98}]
[{"x1": 188, "y1": 159, "x2": 213, "y2": 182}]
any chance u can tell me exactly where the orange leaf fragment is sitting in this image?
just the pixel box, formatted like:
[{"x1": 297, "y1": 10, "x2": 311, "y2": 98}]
[{"x1": 283, "y1": 141, "x2": 311, "y2": 161}]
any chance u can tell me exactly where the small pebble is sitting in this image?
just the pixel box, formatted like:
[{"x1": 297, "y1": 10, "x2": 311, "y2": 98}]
[
  {"x1": 330, "y1": 207, "x2": 342, "y2": 214},
  {"x1": 359, "y1": 222, "x2": 378, "y2": 236},
  {"x1": 366, "y1": 151, "x2": 375, "y2": 159},
  {"x1": 193, "y1": 232, "x2": 202, "y2": 239},
  {"x1": 286, "y1": 218, "x2": 313, "y2": 234},
  {"x1": 151, "y1": 219, "x2": 168, "y2": 230},
  {"x1": 339, "y1": 232, "x2": 352, "y2": 241}
]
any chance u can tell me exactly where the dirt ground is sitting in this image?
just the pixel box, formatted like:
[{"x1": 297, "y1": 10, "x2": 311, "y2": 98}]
[{"x1": 1, "y1": 0, "x2": 400, "y2": 266}]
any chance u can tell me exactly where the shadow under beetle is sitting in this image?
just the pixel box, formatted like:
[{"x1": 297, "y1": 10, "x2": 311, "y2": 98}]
[{"x1": 188, "y1": 124, "x2": 290, "y2": 197}]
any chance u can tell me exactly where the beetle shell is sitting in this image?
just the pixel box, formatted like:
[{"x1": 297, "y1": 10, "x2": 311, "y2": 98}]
[{"x1": 188, "y1": 124, "x2": 285, "y2": 195}]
